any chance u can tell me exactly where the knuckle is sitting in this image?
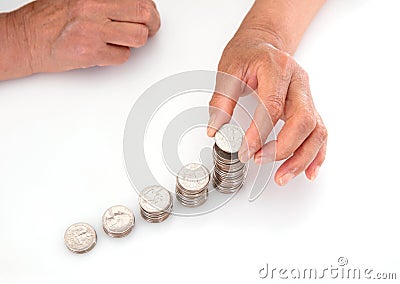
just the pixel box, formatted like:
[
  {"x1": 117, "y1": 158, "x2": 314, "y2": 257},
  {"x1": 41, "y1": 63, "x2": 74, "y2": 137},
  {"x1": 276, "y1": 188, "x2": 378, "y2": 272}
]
[
  {"x1": 264, "y1": 95, "x2": 284, "y2": 119},
  {"x1": 209, "y1": 95, "x2": 221, "y2": 107},
  {"x1": 149, "y1": 0, "x2": 156, "y2": 8},
  {"x1": 296, "y1": 66, "x2": 309, "y2": 81},
  {"x1": 315, "y1": 123, "x2": 328, "y2": 142},
  {"x1": 297, "y1": 112, "x2": 317, "y2": 133},
  {"x1": 218, "y1": 44, "x2": 241, "y2": 73},
  {"x1": 248, "y1": 138, "x2": 263, "y2": 153},
  {"x1": 137, "y1": 0, "x2": 153, "y2": 22},
  {"x1": 294, "y1": 67, "x2": 310, "y2": 85},
  {"x1": 273, "y1": 52, "x2": 293, "y2": 80},
  {"x1": 219, "y1": 60, "x2": 241, "y2": 77},
  {"x1": 208, "y1": 94, "x2": 234, "y2": 111}
]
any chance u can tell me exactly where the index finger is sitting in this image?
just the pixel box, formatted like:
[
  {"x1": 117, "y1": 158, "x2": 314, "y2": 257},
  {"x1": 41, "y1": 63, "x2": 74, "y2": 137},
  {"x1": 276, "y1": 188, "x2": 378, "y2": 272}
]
[
  {"x1": 207, "y1": 72, "x2": 244, "y2": 137},
  {"x1": 237, "y1": 69, "x2": 290, "y2": 163}
]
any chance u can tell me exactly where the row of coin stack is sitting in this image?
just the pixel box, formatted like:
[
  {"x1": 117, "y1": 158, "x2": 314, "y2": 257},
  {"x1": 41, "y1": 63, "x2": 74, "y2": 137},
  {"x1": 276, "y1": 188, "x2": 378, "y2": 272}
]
[{"x1": 64, "y1": 123, "x2": 246, "y2": 254}]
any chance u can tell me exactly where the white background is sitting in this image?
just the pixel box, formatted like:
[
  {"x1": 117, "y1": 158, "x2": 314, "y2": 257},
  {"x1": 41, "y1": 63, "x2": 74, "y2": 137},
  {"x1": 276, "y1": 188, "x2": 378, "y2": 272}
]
[{"x1": 1, "y1": 0, "x2": 399, "y2": 283}]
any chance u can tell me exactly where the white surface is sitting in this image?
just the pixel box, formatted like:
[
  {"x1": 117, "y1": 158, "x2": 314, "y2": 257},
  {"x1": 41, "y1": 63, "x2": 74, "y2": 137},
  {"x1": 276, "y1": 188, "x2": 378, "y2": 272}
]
[{"x1": 1, "y1": 0, "x2": 399, "y2": 283}]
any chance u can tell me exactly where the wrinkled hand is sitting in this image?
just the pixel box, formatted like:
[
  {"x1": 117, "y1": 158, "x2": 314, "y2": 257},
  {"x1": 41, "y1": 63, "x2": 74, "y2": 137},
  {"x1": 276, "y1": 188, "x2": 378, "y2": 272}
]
[
  {"x1": 10, "y1": 0, "x2": 160, "y2": 74},
  {"x1": 208, "y1": 30, "x2": 327, "y2": 186}
]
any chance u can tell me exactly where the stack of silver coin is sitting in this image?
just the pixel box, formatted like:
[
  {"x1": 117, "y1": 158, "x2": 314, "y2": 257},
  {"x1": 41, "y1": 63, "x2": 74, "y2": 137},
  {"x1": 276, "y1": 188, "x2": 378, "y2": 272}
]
[
  {"x1": 102, "y1": 205, "x2": 135, "y2": 238},
  {"x1": 139, "y1": 185, "x2": 173, "y2": 223},
  {"x1": 212, "y1": 124, "x2": 246, "y2": 193},
  {"x1": 176, "y1": 163, "x2": 210, "y2": 207}
]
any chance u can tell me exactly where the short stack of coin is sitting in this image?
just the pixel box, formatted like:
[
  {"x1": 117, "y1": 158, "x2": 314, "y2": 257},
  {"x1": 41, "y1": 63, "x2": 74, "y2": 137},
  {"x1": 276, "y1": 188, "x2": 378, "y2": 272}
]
[
  {"x1": 176, "y1": 163, "x2": 210, "y2": 207},
  {"x1": 102, "y1": 205, "x2": 135, "y2": 238},
  {"x1": 139, "y1": 185, "x2": 173, "y2": 223},
  {"x1": 64, "y1": 222, "x2": 97, "y2": 254},
  {"x1": 212, "y1": 124, "x2": 246, "y2": 193}
]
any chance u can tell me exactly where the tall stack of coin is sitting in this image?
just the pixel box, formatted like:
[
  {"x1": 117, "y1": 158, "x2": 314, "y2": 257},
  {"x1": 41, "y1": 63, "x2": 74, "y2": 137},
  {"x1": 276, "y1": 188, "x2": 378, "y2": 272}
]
[
  {"x1": 212, "y1": 124, "x2": 246, "y2": 193},
  {"x1": 176, "y1": 163, "x2": 210, "y2": 207},
  {"x1": 102, "y1": 205, "x2": 135, "y2": 238},
  {"x1": 139, "y1": 185, "x2": 173, "y2": 223}
]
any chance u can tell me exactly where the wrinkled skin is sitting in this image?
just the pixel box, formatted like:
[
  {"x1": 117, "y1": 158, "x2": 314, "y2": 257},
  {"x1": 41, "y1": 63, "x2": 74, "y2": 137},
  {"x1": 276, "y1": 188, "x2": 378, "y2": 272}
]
[{"x1": 208, "y1": 29, "x2": 327, "y2": 186}]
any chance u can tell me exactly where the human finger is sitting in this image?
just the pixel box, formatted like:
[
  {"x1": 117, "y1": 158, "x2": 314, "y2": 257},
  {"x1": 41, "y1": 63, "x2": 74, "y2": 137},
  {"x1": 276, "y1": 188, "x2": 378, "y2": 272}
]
[
  {"x1": 97, "y1": 44, "x2": 131, "y2": 66},
  {"x1": 107, "y1": 0, "x2": 160, "y2": 36},
  {"x1": 237, "y1": 68, "x2": 291, "y2": 163},
  {"x1": 102, "y1": 21, "x2": 149, "y2": 47},
  {"x1": 271, "y1": 68, "x2": 316, "y2": 162},
  {"x1": 273, "y1": 121, "x2": 327, "y2": 185},
  {"x1": 305, "y1": 132, "x2": 327, "y2": 181},
  {"x1": 207, "y1": 72, "x2": 244, "y2": 137}
]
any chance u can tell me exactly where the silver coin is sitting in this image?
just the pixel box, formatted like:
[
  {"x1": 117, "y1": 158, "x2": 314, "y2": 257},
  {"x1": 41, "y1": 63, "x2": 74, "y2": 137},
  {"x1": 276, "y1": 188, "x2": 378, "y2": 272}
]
[
  {"x1": 214, "y1": 181, "x2": 244, "y2": 194},
  {"x1": 214, "y1": 174, "x2": 244, "y2": 188},
  {"x1": 176, "y1": 185, "x2": 208, "y2": 207},
  {"x1": 177, "y1": 163, "x2": 210, "y2": 192},
  {"x1": 64, "y1": 222, "x2": 97, "y2": 254},
  {"x1": 140, "y1": 201, "x2": 173, "y2": 223},
  {"x1": 140, "y1": 209, "x2": 171, "y2": 223},
  {"x1": 214, "y1": 124, "x2": 245, "y2": 154},
  {"x1": 176, "y1": 163, "x2": 210, "y2": 207},
  {"x1": 212, "y1": 128, "x2": 246, "y2": 193},
  {"x1": 214, "y1": 166, "x2": 246, "y2": 179},
  {"x1": 213, "y1": 144, "x2": 239, "y2": 162},
  {"x1": 176, "y1": 186, "x2": 207, "y2": 198},
  {"x1": 139, "y1": 185, "x2": 172, "y2": 213},
  {"x1": 139, "y1": 185, "x2": 173, "y2": 223},
  {"x1": 102, "y1": 205, "x2": 135, "y2": 238}
]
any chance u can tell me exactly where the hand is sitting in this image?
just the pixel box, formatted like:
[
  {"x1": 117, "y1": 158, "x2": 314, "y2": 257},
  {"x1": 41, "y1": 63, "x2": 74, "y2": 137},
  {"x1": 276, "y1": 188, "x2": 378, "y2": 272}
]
[
  {"x1": 208, "y1": 29, "x2": 327, "y2": 186},
  {"x1": 9, "y1": 0, "x2": 160, "y2": 74}
]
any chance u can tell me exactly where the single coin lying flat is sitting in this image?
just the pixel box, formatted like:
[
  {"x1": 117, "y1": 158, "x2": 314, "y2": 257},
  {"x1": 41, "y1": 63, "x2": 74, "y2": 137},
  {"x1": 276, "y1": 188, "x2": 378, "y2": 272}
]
[{"x1": 64, "y1": 222, "x2": 97, "y2": 254}]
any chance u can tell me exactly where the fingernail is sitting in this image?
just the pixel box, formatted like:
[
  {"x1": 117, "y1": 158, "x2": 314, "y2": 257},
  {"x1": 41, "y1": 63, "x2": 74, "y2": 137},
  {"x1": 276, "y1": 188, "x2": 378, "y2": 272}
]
[
  {"x1": 238, "y1": 148, "x2": 251, "y2": 163},
  {"x1": 278, "y1": 172, "x2": 295, "y2": 186},
  {"x1": 207, "y1": 126, "x2": 215, "y2": 137},
  {"x1": 310, "y1": 166, "x2": 320, "y2": 181},
  {"x1": 207, "y1": 114, "x2": 216, "y2": 137}
]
